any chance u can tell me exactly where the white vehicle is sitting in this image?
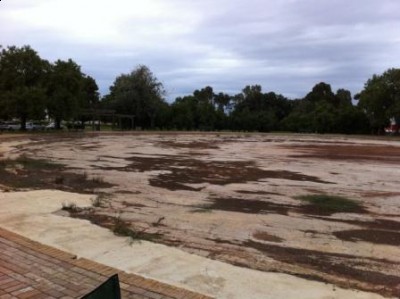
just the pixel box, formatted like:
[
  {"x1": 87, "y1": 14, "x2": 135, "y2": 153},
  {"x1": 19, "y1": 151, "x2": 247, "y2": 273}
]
[
  {"x1": 26, "y1": 122, "x2": 45, "y2": 131},
  {"x1": 45, "y1": 122, "x2": 64, "y2": 130},
  {"x1": 0, "y1": 121, "x2": 21, "y2": 131}
]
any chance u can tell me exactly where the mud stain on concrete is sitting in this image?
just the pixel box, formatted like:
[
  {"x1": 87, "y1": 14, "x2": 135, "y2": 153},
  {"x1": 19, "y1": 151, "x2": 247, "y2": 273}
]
[
  {"x1": 203, "y1": 196, "x2": 367, "y2": 217},
  {"x1": 236, "y1": 190, "x2": 282, "y2": 196},
  {"x1": 206, "y1": 197, "x2": 293, "y2": 215},
  {"x1": 131, "y1": 156, "x2": 332, "y2": 191},
  {"x1": 158, "y1": 140, "x2": 221, "y2": 150},
  {"x1": 286, "y1": 144, "x2": 400, "y2": 164},
  {"x1": 313, "y1": 217, "x2": 400, "y2": 231},
  {"x1": 252, "y1": 231, "x2": 283, "y2": 243},
  {"x1": 333, "y1": 229, "x2": 400, "y2": 246},
  {"x1": 0, "y1": 156, "x2": 113, "y2": 193},
  {"x1": 244, "y1": 240, "x2": 400, "y2": 297}
]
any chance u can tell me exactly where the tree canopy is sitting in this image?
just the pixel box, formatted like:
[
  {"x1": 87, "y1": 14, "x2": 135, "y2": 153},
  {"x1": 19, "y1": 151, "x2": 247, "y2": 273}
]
[
  {"x1": 0, "y1": 45, "x2": 99, "y2": 129},
  {"x1": 1, "y1": 44, "x2": 399, "y2": 135},
  {"x1": 356, "y1": 68, "x2": 400, "y2": 134},
  {"x1": 47, "y1": 59, "x2": 84, "y2": 128},
  {"x1": 103, "y1": 65, "x2": 166, "y2": 129},
  {"x1": 0, "y1": 45, "x2": 49, "y2": 128}
]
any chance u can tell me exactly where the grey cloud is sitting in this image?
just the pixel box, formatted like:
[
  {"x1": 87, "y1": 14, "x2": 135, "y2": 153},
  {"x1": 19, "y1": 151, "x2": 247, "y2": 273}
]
[
  {"x1": 1, "y1": 0, "x2": 399, "y2": 101},
  {"x1": 174, "y1": 0, "x2": 400, "y2": 98}
]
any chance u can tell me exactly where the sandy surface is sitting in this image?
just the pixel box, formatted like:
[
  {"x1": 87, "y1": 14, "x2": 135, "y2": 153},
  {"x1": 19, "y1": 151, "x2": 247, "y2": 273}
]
[{"x1": 0, "y1": 132, "x2": 399, "y2": 298}]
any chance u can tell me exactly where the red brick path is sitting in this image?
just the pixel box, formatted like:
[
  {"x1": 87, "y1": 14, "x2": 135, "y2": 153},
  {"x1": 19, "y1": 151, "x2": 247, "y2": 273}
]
[{"x1": 0, "y1": 227, "x2": 212, "y2": 299}]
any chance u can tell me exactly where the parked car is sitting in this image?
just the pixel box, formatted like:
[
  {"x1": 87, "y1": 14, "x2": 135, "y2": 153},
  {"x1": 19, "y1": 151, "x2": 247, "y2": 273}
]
[
  {"x1": 384, "y1": 124, "x2": 399, "y2": 135},
  {"x1": 0, "y1": 121, "x2": 21, "y2": 131},
  {"x1": 45, "y1": 122, "x2": 64, "y2": 130},
  {"x1": 26, "y1": 122, "x2": 46, "y2": 131}
]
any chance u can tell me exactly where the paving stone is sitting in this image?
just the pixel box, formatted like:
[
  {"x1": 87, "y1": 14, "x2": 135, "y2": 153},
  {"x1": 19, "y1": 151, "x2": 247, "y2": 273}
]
[{"x1": 0, "y1": 228, "x2": 213, "y2": 299}]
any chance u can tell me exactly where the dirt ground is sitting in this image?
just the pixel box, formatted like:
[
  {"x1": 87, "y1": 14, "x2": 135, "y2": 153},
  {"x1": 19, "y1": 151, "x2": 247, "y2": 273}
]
[{"x1": 1, "y1": 132, "x2": 400, "y2": 297}]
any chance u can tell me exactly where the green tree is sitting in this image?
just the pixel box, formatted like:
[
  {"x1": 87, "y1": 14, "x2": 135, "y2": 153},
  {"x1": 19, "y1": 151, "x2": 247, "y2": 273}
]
[
  {"x1": 79, "y1": 75, "x2": 100, "y2": 124},
  {"x1": 0, "y1": 45, "x2": 49, "y2": 128},
  {"x1": 81, "y1": 75, "x2": 99, "y2": 109},
  {"x1": 170, "y1": 96, "x2": 197, "y2": 130},
  {"x1": 214, "y1": 92, "x2": 232, "y2": 113},
  {"x1": 357, "y1": 68, "x2": 400, "y2": 134},
  {"x1": 305, "y1": 82, "x2": 338, "y2": 106},
  {"x1": 282, "y1": 83, "x2": 368, "y2": 134},
  {"x1": 230, "y1": 86, "x2": 291, "y2": 132},
  {"x1": 194, "y1": 86, "x2": 214, "y2": 104},
  {"x1": 46, "y1": 59, "x2": 86, "y2": 129},
  {"x1": 105, "y1": 65, "x2": 166, "y2": 129},
  {"x1": 240, "y1": 85, "x2": 264, "y2": 111},
  {"x1": 169, "y1": 86, "x2": 220, "y2": 131},
  {"x1": 212, "y1": 92, "x2": 231, "y2": 129},
  {"x1": 193, "y1": 86, "x2": 218, "y2": 130},
  {"x1": 336, "y1": 88, "x2": 352, "y2": 107},
  {"x1": 280, "y1": 99, "x2": 314, "y2": 132}
]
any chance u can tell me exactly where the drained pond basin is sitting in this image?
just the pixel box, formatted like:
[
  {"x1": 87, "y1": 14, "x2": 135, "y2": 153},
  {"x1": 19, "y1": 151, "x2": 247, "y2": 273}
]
[{"x1": 0, "y1": 132, "x2": 399, "y2": 298}]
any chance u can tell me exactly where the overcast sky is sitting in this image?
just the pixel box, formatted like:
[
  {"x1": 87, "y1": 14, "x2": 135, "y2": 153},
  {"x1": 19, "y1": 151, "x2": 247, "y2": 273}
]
[{"x1": 1, "y1": 0, "x2": 399, "y2": 101}]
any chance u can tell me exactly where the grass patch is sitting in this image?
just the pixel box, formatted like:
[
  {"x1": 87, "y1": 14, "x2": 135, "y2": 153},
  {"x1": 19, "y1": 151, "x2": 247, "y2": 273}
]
[
  {"x1": 189, "y1": 204, "x2": 213, "y2": 213},
  {"x1": 294, "y1": 194, "x2": 364, "y2": 215},
  {"x1": 91, "y1": 193, "x2": 108, "y2": 207}
]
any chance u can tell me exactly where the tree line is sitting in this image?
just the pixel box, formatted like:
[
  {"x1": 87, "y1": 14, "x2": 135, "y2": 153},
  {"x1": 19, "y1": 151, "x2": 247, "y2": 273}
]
[
  {"x1": 1, "y1": 45, "x2": 399, "y2": 134},
  {"x1": 0, "y1": 45, "x2": 99, "y2": 129}
]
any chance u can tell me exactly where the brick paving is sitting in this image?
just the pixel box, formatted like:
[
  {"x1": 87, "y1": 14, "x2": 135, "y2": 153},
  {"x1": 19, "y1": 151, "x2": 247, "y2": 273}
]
[{"x1": 0, "y1": 227, "x2": 213, "y2": 299}]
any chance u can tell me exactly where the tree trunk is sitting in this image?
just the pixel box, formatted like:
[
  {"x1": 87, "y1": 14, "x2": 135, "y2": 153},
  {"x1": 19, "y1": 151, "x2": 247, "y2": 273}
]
[
  {"x1": 20, "y1": 115, "x2": 27, "y2": 131},
  {"x1": 55, "y1": 118, "x2": 62, "y2": 130}
]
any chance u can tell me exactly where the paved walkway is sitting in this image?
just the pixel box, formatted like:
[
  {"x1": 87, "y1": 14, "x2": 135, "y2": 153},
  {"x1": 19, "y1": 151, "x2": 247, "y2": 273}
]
[{"x1": 0, "y1": 227, "x2": 212, "y2": 299}]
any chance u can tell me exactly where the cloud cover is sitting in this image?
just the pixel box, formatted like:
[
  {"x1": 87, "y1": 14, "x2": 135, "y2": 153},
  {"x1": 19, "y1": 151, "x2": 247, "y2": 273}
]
[{"x1": 1, "y1": 0, "x2": 399, "y2": 100}]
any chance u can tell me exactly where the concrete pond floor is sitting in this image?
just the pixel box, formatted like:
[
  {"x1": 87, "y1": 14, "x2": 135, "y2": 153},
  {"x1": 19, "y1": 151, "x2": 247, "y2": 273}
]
[{"x1": 0, "y1": 132, "x2": 399, "y2": 298}]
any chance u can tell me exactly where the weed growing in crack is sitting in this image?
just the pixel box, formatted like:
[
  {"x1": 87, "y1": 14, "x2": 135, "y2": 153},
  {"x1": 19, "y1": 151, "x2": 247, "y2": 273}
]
[
  {"x1": 91, "y1": 176, "x2": 104, "y2": 184},
  {"x1": 190, "y1": 204, "x2": 213, "y2": 213},
  {"x1": 294, "y1": 194, "x2": 364, "y2": 214},
  {"x1": 91, "y1": 193, "x2": 108, "y2": 207}
]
